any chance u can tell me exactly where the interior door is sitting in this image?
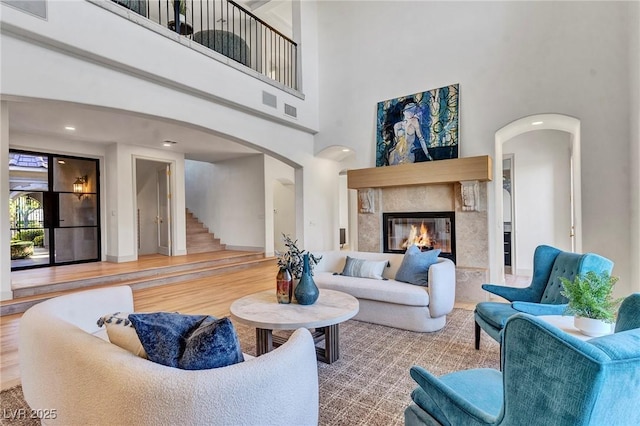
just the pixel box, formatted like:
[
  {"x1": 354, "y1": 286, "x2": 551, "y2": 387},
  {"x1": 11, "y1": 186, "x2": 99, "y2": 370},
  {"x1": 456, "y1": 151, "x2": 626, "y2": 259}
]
[{"x1": 156, "y1": 164, "x2": 171, "y2": 255}]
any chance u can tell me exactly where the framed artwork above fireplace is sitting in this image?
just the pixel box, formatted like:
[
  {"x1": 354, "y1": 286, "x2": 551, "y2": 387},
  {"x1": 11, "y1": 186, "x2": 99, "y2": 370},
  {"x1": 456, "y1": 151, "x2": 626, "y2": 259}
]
[
  {"x1": 383, "y1": 212, "x2": 456, "y2": 263},
  {"x1": 376, "y1": 84, "x2": 459, "y2": 167}
]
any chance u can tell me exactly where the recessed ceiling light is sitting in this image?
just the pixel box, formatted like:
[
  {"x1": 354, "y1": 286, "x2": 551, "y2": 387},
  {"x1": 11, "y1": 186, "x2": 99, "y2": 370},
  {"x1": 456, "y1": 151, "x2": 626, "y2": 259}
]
[
  {"x1": 64, "y1": 126, "x2": 76, "y2": 131},
  {"x1": 342, "y1": 148, "x2": 350, "y2": 152},
  {"x1": 163, "y1": 140, "x2": 178, "y2": 147},
  {"x1": 532, "y1": 121, "x2": 543, "y2": 126},
  {"x1": 57, "y1": 160, "x2": 66, "y2": 164}
]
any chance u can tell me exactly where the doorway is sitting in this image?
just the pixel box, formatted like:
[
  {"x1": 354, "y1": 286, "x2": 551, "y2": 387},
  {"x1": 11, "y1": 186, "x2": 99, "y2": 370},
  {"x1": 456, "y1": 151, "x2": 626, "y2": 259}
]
[
  {"x1": 9, "y1": 150, "x2": 101, "y2": 270},
  {"x1": 273, "y1": 178, "x2": 295, "y2": 253},
  {"x1": 502, "y1": 155, "x2": 515, "y2": 274},
  {"x1": 135, "y1": 159, "x2": 172, "y2": 256},
  {"x1": 492, "y1": 114, "x2": 581, "y2": 284}
]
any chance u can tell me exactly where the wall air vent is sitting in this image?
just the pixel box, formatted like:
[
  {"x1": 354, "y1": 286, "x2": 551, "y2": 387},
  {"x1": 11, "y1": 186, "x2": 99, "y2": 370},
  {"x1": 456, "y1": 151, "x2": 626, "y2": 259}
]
[
  {"x1": 3, "y1": 0, "x2": 47, "y2": 18},
  {"x1": 284, "y1": 104, "x2": 297, "y2": 118},
  {"x1": 262, "y1": 91, "x2": 277, "y2": 108}
]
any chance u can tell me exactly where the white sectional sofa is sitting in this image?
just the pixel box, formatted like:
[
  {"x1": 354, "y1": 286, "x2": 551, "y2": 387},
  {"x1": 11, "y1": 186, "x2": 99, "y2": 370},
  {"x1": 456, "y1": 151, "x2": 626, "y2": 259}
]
[
  {"x1": 19, "y1": 286, "x2": 319, "y2": 426},
  {"x1": 313, "y1": 251, "x2": 456, "y2": 332}
]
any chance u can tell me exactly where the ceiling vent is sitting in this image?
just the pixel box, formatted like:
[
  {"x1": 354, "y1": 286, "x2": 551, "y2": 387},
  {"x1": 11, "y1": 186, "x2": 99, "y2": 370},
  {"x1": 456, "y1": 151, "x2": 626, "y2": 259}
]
[
  {"x1": 262, "y1": 91, "x2": 277, "y2": 108},
  {"x1": 284, "y1": 104, "x2": 297, "y2": 118}
]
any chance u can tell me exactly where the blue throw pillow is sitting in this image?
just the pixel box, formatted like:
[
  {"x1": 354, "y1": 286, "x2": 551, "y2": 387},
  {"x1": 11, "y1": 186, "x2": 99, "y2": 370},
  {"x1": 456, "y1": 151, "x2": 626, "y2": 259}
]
[
  {"x1": 180, "y1": 317, "x2": 244, "y2": 370},
  {"x1": 395, "y1": 245, "x2": 441, "y2": 286},
  {"x1": 129, "y1": 312, "x2": 244, "y2": 370}
]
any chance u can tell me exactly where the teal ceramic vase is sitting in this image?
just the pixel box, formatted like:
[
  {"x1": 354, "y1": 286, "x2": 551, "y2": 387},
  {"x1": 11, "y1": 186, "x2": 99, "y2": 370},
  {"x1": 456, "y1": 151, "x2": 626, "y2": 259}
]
[{"x1": 294, "y1": 253, "x2": 319, "y2": 305}]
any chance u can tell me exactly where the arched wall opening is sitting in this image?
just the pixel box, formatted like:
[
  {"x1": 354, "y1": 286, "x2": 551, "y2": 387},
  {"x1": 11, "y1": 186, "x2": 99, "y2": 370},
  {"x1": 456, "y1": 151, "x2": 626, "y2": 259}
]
[{"x1": 492, "y1": 113, "x2": 581, "y2": 285}]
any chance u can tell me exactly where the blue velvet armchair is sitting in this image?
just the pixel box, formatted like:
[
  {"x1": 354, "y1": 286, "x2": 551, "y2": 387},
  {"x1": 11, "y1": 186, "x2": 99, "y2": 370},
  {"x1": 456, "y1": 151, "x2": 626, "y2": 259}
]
[
  {"x1": 474, "y1": 245, "x2": 613, "y2": 348},
  {"x1": 406, "y1": 296, "x2": 640, "y2": 426}
]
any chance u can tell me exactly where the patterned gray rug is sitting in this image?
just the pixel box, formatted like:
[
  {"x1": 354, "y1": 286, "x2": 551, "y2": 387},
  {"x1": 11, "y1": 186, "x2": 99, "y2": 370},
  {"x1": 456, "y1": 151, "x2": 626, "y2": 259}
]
[{"x1": 0, "y1": 309, "x2": 499, "y2": 426}]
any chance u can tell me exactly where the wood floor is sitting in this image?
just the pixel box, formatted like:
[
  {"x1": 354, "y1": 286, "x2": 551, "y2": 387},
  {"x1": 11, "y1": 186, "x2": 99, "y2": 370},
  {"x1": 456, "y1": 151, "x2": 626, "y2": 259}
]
[{"x1": 0, "y1": 259, "x2": 279, "y2": 391}]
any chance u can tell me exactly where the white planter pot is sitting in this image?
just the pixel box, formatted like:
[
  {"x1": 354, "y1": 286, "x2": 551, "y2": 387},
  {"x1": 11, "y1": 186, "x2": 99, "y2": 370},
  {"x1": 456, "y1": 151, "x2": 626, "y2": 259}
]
[{"x1": 574, "y1": 316, "x2": 612, "y2": 337}]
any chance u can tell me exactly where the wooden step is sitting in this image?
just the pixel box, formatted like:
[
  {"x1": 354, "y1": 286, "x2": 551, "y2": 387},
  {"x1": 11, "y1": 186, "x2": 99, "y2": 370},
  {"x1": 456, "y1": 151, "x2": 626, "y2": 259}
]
[
  {"x1": 188, "y1": 233, "x2": 221, "y2": 243},
  {"x1": 187, "y1": 227, "x2": 210, "y2": 235},
  {"x1": 187, "y1": 244, "x2": 226, "y2": 254},
  {"x1": 12, "y1": 251, "x2": 264, "y2": 298},
  {"x1": 2, "y1": 253, "x2": 274, "y2": 316}
]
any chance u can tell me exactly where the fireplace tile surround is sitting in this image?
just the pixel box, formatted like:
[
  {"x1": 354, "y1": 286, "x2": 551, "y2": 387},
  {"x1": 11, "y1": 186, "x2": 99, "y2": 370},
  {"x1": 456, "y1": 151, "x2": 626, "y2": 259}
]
[{"x1": 357, "y1": 183, "x2": 489, "y2": 303}]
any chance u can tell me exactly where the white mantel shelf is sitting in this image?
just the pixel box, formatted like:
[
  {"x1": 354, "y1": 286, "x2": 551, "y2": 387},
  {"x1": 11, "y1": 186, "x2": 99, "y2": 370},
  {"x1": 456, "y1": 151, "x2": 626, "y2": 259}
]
[{"x1": 347, "y1": 155, "x2": 493, "y2": 189}]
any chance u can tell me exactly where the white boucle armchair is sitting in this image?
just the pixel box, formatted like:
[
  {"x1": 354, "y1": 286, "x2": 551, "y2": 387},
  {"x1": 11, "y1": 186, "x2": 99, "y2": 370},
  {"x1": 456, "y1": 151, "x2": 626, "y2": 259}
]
[{"x1": 19, "y1": 286, "x2": 319, "y2": 426}]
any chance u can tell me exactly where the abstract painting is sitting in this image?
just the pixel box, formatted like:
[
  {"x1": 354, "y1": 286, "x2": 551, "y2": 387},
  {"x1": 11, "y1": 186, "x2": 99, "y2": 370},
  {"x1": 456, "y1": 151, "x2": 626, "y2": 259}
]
[{"x1": 376, "y1": 84, "x2": 459, "y2": 167}]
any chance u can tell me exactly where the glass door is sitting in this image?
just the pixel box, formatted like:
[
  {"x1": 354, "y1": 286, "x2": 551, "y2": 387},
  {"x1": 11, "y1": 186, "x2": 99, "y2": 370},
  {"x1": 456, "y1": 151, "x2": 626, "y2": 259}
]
[
  {"x1": 9, "y1": 150, "x2": 100, "y2": 270},
  {"x1": 9, "y1": 153, "x2": 49, "y2": 268}
]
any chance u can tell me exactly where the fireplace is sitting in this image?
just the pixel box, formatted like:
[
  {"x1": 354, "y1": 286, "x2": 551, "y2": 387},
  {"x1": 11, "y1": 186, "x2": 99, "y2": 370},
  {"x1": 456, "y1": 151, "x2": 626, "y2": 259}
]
[{"x1": 383, "y1": 212, "x2": 456, "y2": 262}]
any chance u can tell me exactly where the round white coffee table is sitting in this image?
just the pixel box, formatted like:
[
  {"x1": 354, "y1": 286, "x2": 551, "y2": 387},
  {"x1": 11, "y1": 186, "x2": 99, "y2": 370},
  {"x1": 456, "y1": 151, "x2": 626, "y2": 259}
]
[
  {"x1": 538, "y1": 315, "x2": 614, "y2": 340},
  {"x1": 230, "y1": 289, "x2": 359, "y2": 364}
]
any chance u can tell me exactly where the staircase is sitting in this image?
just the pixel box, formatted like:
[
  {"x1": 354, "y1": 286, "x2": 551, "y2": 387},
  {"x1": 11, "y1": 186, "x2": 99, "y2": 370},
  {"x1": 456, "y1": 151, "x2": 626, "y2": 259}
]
[{"x1": 186, "y1": 209, "x2": 226, "y2": 253}]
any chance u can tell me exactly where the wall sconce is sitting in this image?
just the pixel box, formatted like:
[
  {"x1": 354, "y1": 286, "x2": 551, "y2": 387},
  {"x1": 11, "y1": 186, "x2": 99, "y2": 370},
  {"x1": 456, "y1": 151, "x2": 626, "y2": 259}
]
[{"x1": 73, "y1": 175, "x2": 87, "y2": 199}]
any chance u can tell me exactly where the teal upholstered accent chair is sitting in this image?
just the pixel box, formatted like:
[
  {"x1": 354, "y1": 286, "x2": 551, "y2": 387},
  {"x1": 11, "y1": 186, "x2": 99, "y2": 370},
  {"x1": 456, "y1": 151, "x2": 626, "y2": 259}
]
[
  {"x1": 615, "y1": 292, "x2": 640, "y2": 332},
  {"x1": 405, "y1": 306, "x2": 640, "y2": 426},
  {"x1": 474, "y1": 245, "x2": 613, "y2": 349}
]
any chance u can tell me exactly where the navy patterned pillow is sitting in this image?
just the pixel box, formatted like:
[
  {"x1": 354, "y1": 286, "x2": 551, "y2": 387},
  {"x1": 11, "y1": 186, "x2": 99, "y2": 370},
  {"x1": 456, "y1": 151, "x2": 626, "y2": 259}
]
[{"x1": 128, "y1": 312, "x2": 244, "y2": 370}]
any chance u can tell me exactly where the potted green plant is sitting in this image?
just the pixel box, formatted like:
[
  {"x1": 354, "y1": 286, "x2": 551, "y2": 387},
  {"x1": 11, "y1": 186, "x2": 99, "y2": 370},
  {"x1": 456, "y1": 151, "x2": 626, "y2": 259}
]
[{"x1": 560, "y1": 271, "x2": 623, "y2": 336}]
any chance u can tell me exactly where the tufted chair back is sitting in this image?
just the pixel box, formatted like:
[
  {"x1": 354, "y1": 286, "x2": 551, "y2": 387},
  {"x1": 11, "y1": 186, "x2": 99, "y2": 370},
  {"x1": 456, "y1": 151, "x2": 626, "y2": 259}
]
[
  {"x1": 541, "y1": 251, "x2": 614, "y2": 304},
  {"x1": 615, "y1": 293, "x2": 640, "y2": 333}
]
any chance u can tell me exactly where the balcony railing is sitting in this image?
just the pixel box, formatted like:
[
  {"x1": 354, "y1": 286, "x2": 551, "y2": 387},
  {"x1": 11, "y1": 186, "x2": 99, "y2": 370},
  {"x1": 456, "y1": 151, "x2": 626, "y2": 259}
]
[{"x1": 112, "y1": 0, "x2": 298, "y2": 90}]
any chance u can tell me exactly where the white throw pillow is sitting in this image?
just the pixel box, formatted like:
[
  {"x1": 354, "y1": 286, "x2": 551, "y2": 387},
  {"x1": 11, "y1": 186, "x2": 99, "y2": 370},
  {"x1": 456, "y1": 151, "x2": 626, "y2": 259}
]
[{"x1": 97, "y1": 312, "x2": 148, "y2": 358}]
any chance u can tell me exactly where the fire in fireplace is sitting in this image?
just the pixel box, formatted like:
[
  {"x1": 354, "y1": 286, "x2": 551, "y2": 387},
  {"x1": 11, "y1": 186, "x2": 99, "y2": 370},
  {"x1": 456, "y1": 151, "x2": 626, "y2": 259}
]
[{"x1": 383, "y1": 212, "x2": 456, "y2": 262}]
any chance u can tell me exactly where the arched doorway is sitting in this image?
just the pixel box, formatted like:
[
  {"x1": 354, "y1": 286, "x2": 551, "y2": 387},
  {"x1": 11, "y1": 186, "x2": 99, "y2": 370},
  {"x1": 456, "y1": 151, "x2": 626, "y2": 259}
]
[{"x1": 492, "y1": 114, "x2": 581, "y2": 284}]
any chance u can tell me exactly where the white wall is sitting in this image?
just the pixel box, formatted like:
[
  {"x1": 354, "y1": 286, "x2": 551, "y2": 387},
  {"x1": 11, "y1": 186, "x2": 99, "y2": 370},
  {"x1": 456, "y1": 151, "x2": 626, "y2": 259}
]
[
  {"x1": 215, "y1": 155, "x2": 265, "y2": 249},
  {"x1": 319, "y1": 1, "x2": 636, "y2": 295},
  {"x1": 265, "y1": 155, "x2": 296, "y2": 254},
  {"x1": 184, "y1": 159, "x2": 215, "y2": 228},
  {"x1": 630, "y1": 1, "x2": 640, "y2": 293},
  {"x1": 504, "y1": 130, "x2": 572, "y2": 275},
  {"x1": 1, "y1": 102, "x2": 10, "y2": 300},
  {"x1": 300, "y1": 156, "x2": 341, "y2": 252}
]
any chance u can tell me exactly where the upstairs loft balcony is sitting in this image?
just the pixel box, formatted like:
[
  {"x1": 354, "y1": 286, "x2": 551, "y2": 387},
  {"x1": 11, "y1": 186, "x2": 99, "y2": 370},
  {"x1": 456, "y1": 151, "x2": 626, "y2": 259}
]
[{"x1": 110, "y1": 0, "x2": 298, "y2": 91}]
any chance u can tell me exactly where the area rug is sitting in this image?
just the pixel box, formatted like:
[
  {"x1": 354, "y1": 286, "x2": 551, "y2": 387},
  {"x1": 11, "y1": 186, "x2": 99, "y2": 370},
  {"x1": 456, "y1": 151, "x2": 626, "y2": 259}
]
[{"x1": 0, "y1": 308, "x2": 499, "y2": 426}]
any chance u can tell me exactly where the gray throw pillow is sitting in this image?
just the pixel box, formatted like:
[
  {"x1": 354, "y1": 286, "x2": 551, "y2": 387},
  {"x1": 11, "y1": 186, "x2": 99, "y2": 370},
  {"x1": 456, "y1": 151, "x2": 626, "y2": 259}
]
[
  {"x1": 129, "y1": 312, "x2": 244, "y2": 370},
  {"x1": 341, "y1": 256, "x2": 388, "y2": 280},
  {"x1": 395, "y1": 245, "x2": 441, "y2": 286}
]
